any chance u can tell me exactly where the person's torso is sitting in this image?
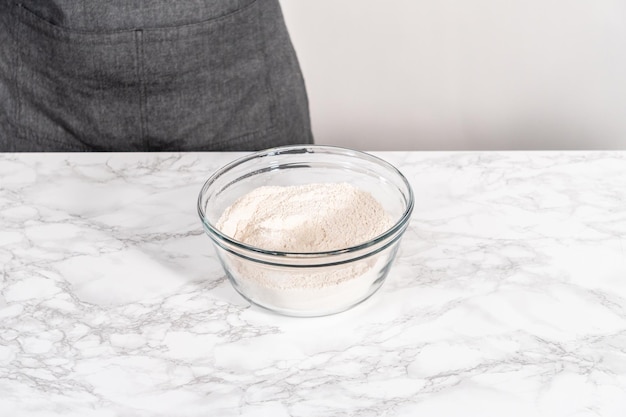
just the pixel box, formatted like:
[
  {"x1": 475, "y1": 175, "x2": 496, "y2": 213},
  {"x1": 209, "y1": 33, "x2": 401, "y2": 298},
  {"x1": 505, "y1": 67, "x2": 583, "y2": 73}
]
[{"x1": 0, "y1": 0, "x2": 311, "y2": 151}]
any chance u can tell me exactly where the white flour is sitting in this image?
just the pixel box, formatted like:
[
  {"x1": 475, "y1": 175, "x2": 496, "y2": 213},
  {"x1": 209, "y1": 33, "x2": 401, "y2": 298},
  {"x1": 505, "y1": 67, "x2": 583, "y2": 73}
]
[
  {"x1": 217, "y1": 183, "x2": 391, "y2": 252},
  {"x1": 216, "y1": 183, "x2": 394, "y2": 314}
]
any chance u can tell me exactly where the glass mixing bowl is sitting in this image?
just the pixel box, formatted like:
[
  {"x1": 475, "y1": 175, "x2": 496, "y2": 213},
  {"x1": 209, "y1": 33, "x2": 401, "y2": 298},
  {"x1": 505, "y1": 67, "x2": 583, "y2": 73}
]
[{"x1": 197, "y1": 145, "x2": 414, "y2": 317}]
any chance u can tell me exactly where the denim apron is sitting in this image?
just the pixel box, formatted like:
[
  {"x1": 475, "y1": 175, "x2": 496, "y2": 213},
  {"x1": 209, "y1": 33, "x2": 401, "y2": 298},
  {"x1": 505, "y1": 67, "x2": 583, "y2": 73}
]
[{"x1": 0, "y1": 1, "x2": 312, "y2": 151}]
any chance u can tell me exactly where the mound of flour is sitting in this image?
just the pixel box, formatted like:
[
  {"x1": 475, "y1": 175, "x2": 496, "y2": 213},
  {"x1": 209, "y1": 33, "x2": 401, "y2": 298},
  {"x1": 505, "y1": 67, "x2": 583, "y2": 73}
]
[
  {"x1": 217, "y1": 183, "x2": 391, "y2": 252},
  {"x1": 215, "y1": 182, "x2": 394, "y2": 315}
]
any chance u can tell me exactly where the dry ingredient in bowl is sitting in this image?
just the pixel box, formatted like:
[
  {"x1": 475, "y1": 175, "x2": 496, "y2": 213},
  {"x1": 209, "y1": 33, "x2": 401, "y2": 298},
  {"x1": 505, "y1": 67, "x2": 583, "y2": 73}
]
[
  {"x1": 216, "y1": 182, "x2": 394, "y2": 313},
  {"x1": 217, "y1": 183, "x2": 391, "y2": 252}
]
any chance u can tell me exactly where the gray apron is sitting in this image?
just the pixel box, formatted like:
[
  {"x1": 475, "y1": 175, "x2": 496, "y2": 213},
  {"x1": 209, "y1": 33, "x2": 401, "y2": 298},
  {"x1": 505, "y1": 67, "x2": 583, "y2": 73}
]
[{"x1": 0, "y1": 0, "x2": 313, "y2": 151}]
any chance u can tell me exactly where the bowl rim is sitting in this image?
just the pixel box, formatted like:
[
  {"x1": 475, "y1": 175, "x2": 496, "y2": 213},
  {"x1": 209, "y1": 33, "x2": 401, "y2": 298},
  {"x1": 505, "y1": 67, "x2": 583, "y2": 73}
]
[{"x1": 197, "y1": 144, "x2": 414, "y2": 259}]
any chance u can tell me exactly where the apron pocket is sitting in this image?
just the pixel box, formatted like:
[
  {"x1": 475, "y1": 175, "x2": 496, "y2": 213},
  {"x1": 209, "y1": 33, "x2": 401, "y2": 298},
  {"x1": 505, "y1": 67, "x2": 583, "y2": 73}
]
[
  {"x1": 12, "y1": 0, "x2": 272, "y2": 151},
  {"x1": 140, "y1": 0, "x2": 273, "y2": 150}
]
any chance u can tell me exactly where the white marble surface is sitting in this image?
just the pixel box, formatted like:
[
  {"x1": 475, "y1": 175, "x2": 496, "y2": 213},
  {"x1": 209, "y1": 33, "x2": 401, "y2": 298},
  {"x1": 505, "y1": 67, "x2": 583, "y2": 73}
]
[{"x1": 1, "y1": 151, "x2": 626, "y2": 416}]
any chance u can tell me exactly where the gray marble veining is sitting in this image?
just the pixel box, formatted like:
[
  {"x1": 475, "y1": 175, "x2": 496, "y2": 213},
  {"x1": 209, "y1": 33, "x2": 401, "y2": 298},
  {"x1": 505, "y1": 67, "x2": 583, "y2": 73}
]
[{"x1": 1, "y1": 151, "x2": 625, "y2": 416}]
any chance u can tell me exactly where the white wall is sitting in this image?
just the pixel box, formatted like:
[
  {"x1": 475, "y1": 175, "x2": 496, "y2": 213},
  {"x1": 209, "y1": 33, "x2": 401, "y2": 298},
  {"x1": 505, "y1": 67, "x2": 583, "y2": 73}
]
[{"x1": 280, "y1": 0, "x2": 626, "y2": 150}]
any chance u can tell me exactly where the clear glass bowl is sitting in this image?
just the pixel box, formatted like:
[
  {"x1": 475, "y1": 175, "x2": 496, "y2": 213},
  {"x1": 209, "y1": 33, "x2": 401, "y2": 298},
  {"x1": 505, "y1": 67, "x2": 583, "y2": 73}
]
[{"x1": 197, "y1": 145, "x2": 414, "y2": 317}]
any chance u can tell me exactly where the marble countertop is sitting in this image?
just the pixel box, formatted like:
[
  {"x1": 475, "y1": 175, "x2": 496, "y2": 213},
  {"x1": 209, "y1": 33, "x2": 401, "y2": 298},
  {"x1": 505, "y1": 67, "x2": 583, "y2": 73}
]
[{"x1": 1, "y1": 151, "x2": 626, "y2": 416}]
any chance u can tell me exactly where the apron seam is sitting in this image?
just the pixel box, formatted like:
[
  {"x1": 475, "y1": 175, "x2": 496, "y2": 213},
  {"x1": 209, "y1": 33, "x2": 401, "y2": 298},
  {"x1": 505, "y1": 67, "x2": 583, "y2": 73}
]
[
  {"x1": 257, "y1": 2, "x2": 276, "y2": 132},
  {"x1": 12, "y1": 0, "x2": 260, "y2": 37},
  {"x1": 135, "y1": 29, "x2": 147, "y2": 148},
  {"x1": 12, "y1": 5, "x2": 22, "y2": 126}
]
